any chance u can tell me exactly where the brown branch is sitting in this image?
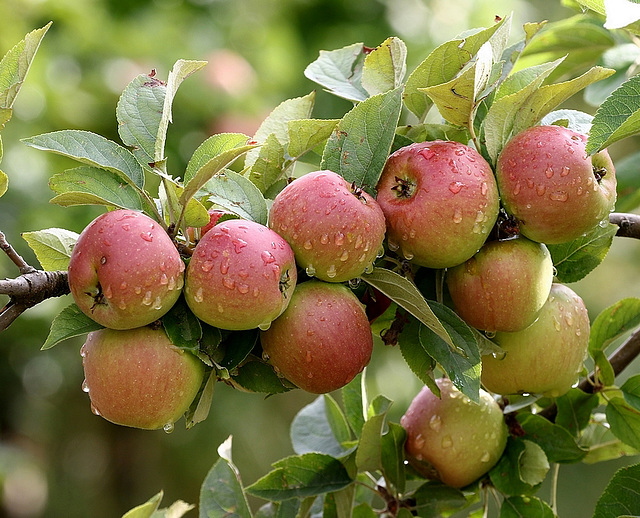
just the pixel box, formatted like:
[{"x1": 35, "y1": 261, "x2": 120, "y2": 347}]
[
  {"x1": 610, "y1": 212, "x2": 640, "y2": 239},
  {"x1": 0, "y1": 230, "x2": 36, "y2": 274}
]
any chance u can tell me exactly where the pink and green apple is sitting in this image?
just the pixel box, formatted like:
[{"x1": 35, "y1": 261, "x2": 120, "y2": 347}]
[
  {"x1": 446, "y1": 236, "x2": 554, "y2": 332},
  {"x1": 184, "y1": 218, "x2": 297, "y2": 331},
  {"x1": 401, "y1": 378, "x2": 508, "y2": 488},
  {"x1": 68, "y1": 209, "x2": 185, "y2": 330},
  {"x1": 269, "y1": 170, "x2": 386, "y2": 283},
  {"x1": 481, "y1": 283, "x2": 590, "y2": 398},
  {"x1": 496, "y1": 125, "x2": 617, "y2": 244},
  {"x1": 81, "y1": 326, "x2": 205, "y2": 430},
  {"x1": 260, "y1": 280, "x2": 373, "y2": 394},
  {"x1": 375, "y1": 140, "x2": 499, "y2": 269}
]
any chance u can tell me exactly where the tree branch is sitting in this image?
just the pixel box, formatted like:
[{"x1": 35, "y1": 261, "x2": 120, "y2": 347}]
[
  {"x1": 610, "y1": 212, "x2": 640, "y2": 239},
  {"x1": 0, "y1": 230, "x2": 36, "y2": 274}
]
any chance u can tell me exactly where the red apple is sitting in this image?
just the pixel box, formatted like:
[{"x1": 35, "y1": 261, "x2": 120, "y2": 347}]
[
  {"x1": 269, "y1": 170, "x2": 386, "y2": 282},
  {"x1": 446, "y1": 236, "x2": 554, "y2": 332},
  {"x1": 376, "y1": 140, "x2": 500, "y2": 269},
  {"x1": 260, "y1": 280, "x2": 373, "y2": 394},
  {"x1": 496, "y1": 125, "x2": 617, "y2": 244},
  {"x1": 481, "y1": 283, "x2": 590, "y2": 398},
  {"x1": 184, "y1": 219, "x2": 297, "y2": 330},
  {"x1": 81, "y1": 326, "x2": 205, "y2": 430},
  {"x1": 186, "y1": 208, "x2": 228, "y2": 243},
  {"x1": 401, "y1": 378, "x2": 508, "y2": 488},
  {"x1": 68, "y1": 209, "x2": 185, "y2": 330}
]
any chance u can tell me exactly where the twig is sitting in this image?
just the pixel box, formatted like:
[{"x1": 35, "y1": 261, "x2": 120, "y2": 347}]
[
  {"x1": 610, "y1": 212, "x2": 640, "y2": 239},
  {"x1": 0, "y1": 230, "x2": 36, "y2": 274}
]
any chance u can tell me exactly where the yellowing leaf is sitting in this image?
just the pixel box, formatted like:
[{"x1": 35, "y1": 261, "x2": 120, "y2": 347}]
[{"x1": 22, "y1": 227, "x2": 79, "y2": 271}]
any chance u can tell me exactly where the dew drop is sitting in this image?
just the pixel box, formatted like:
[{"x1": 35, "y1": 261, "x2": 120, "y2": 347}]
[
  {"x1": 201, "y1": 260, "x2": 214, "y2": 273},
  {"x1": 100, "y1": 256, "x2": 107, "y2": 265},
  {"x1": 536, "y1": 184, "x2": 547, "y2": 196},
  {"x1": 339, "y1": 250, "x2": 350, "y2": 262},
  {"x1": 142, "y1": 291, "x2": 153, "y2": 305},
  {"x1": 305, "y1": 350, "x2": 312, "y2": 363},
  {"x1": 549, "y1": 191, "x2": 569, "y2": 202},
  {"x1": 140, "y1": 232, "x2": 153, "y2": 242},
  {"x1": 441, "y1": 435, "x2": 453, "y2": 449},
  {"x1": 303, "y1": 240, "x2": 313, "y2": 250},
  {"x1": 118, "y1": 300, "x2": 127, "y2": 310},
  {"x1": 553, "y1": 316, "x2": 562, "y2": 331},
  {"x1": 152, "y1": 296, "x2": 163, "y2": 310},
  {"x1": 305, "y1": 264, "x2": 316, "y2": 277},
  {"x1": 91, "y1": 403, "x2": 101, "y2": 416},
  {"x1": 348, "y1": 278, "x2": 361, "y2": 289},
  {"x1": 429, "y1": 414, "x2": 442, "y2": 432},
  {"x1": 194, "y1": 287, "x2": 204, "y2": 303},
  {"x1": 258, "y1": 320, "x2": 272, "y2": 331},
  {"x1": 388, "y1": 240, "x2": 399, "y2": 251},
  {"x1": 513, "y1": 182, "x2": 521, "y2": 195},
  {"x1": 364, "y1": 262, "x2": 375, "y2": 274},
  {"x1": 261, "y1": 251, "x2": 276, "y2": 265},
  {"x1": 223, "y1": 278, "x2": 236, "y2": 290},
  {"x1": 561, "y1": 166, "x2": 570, "y2": 177},
  {"x1": 480, "y1": 451, "x2": 491, "y2": 463},
  {"x1": 159, "y1": 273, "x2": 168, "y2": 285},
  {"x1": 481, "y1": 181, "x2": 488, "y2": 196},
  {"x1": 403, "y1": 250, "x2": 415, "y2": 260},
  {"x1": 163, "y1": 422, "x2": 175, "y2": 434},
  {"x1": 414, "y1": 433, "x2": 426, "y2": 449},
  {"x1": 134, "y1": 286, "x2": 142, "y2": 295},
  {"x1": 237, "y1": 283, "x2": 249, "y2": 294},
  {"x1": 320, "y1": 234, "x2": 330, "y2": 245},
  {"x1": 326, "y1": 264, "x2": 337, "y2": 278},
  {"x1": 449, "y1": 181, "x2": 464, "y2": 194},
  {"x1": 354, "y1": 234, "x2": 364, "y2": 249},
  {"x1": 82, "y1": 380, "x2": 90, "y2": 393},
  {"x1": 103, "y1": 285, "x2": 113, "y2": 299},
  {"x1": 121, "y1": 223, "x2": 130, "y2": 231},
  {"x1": 334, "y1": 232, "x2": 345, "y2": 246},
  {"x1": 453, "y1": 209, "x2": 463, "y2": 224},
  {"x1": 220, "y1": 261, "x2": 230, "y2": 274},
  {"x1": 545, "y1": 167, "x2": 554, "y2": 179}
]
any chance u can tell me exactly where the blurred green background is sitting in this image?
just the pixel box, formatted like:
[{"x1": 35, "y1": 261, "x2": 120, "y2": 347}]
[{"x1": 1, "y1": 0, "x2": 640, "y2": 516}]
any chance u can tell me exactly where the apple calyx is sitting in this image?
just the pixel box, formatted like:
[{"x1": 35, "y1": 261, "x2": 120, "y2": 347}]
[{"x1": 390, "y1": 176, "x2": 416, "y2": 198}]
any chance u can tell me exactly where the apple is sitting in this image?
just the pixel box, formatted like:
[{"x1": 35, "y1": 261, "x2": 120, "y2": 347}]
[
  {"x1": 481, "y1": 283, "x2": 590, "y2": 398},
  {"x1": 184, "y1": 218, "x2": 297, "y2": 331},
  {"x1": 446, "y1": 236, "x2": 554, "y2": 332},
  {"x1": 68, "y1": 209, "x2": 185, "y2": 330},
  {"x1": 400, "y1": 378, "x2": 508, "y2": 488},
  {"x1": 260, "y1": 280, "x2": 373, "y2": 394},
  {"x1": 496, "y1": 124, "x2": 617, "y2": 244},
  {"x1": 81, "y1": 326, "x2": 205, "y2": 430},
  {"x1": 186, "y1": 208, "x2": 228, "y2": 243},
  {"x1": 269, "y1": 170, "x2": 386, "y2": 283},
  {"x1": 375, "y1": 140, "x2": 500, "y2": 269}
]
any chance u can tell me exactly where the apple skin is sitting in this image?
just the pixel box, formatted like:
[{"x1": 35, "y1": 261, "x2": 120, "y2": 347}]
[
  {"x1": 184, "y1": 219, "x2": 297, "y2": 331},
  {"x1": 446, "y1": 236, "x2": 554, "y2": 332},
  {"x1": 68, "y1": 209, "x2": 185, "y2": 330},
  {"x1": 269, "y1": 170, "x2": 386, "y2": 283},
  {"x1": 400, "y1": 378, "x2": 508, "y2": 488},
  {"x1": 260, "y1": 280, "x2": 373, "y2": 394},
  {"x1": 81, "y1": 326, "x2": 205, "y2": 430},
  {"x1": 375, "y1": 140, "x2": 499, "y2": 269},
  {"x1": 481, "y1": 283, "x2": 590, "y2": 398},
  {"x1": 496, "y1": 125, "x2": 617, "y2": 244},
  {"x1": 186, "y1": 208, "x2": 228, "y2": 243}
]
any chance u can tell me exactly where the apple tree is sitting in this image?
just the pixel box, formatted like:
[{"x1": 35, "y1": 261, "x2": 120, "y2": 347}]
[{"x1": 3, "y1": 3, "x2": 640, "y2": 517}]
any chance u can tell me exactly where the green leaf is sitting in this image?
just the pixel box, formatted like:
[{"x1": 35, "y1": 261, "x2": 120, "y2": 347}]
[
  {"x1": 510, "y1": 66, "x2": 615, "y2": 137},
  {"x1": 418, "y1": 302, "x2": 481, "y2": 402},
  {"x1": 612, "y1": 150, "x2": 640, "y2": 212},
  {"x1": 582, "y1": 413, "x2": 640, "y2": 464},
  {"x1": 540, "y1": 109, "x2": 594, "y2": 134},
  {"x1": 548, "y1": 222, "x2": 617, "y2": 283},
  {"x1": 116, "y1": 72, "x2": 166, "y2": 168},
  {"x1": 199, "y1": 436, "x2": 252, "y2": 518},
  {"x1": 156, "y1": 59, "x2": 207, "y2": 163},
  {"x1": 398, "y1": 315, "x2": 439, "y2": 393},
  {"x1": 342, "y1": 372, "x2": 366, "y2": 438},
  {"x1": 22, "y1": 130, "x2": 145, "y2": 190},
  {"x1": 48, "y1": 166, "x2": 144, "y2": 211},
  {"x1": 245, "y1": 453, "x2": 353, "y2": 501},
  {"x1": 555, "y1": 389, "x2": 599, "y2": 436},
  {"x1": 161, "y1": 296, "x2": 202, "y2": 353},
  {"x1": 41, "y1": 304, "x2": 104, "y2": 350},
  {"x1": 517, "y1": 413, "x2": 588, "y2": 463},
  {"x1": 231, "y1": 359, "x2": 293, "y2": 394},
  {"x1": 380, "y1": 422, "x2": 406, "y2": 494},
  {"x1": 245, "y1": 92, "x2": 315, "y2": 168},
  {"x1": 412, "y1": 482, "x2": 469, "y2": 518},
  {"x1": 21, "y1": 227, "x2": 79, "y2": 271},
  {"x1": 122, "y1": 490, "x2": 164, "y2": 518},
  {"x1": 291, "y1": 395, "x2": 351, "y2": 457},
  {"x1": 621, "y1": 374, "x2": 640, "y2": 412},
  {"x1": 361, "y1": 37, "x2": 407, "y2": 96},
  {"x1": 592, "y1": 463, "x2": 640, "y2": 518},
  {"x1": 151, "y1": 500, "x2": 194, "y2": 518},
  {"x1": 304, "y1": 43, "x2": 369, "y2": 102},
  {"x1": 287, "y1": 119, "x2": 339, "y2": 159},
  {"x1": 500, "y1": 496, "x2": 555, "y2": 518},
  {"x1": 484, "y1": 58, "x2": 564, "y2": 163},
  {"x1": 0, "y1": 23, "x2": 51, "y2": 109},
  {"x1": 0, "y1": 108, "x2": 11, "y2": 129},
  {"x1": 589, "y1": 298, "x2": 640, "y2": 361},
  {"x1": 403, "y1": 16, "x2": 510, "y2": 120},
  {"x1": 198, "y1": 170, "x2": 268, "y2": 225},
  {"x1": 181, "y1": 133, "x2": 256, "y2": 207},
  {"x1": 587, "y1": 74, "x2": 640, "y2": 155},
  {"x1": 185, "y1": 370, "x2": 216, "y2": 430},
  {"x1": 0, "y1": 169, "x2": 6, "y2": 198},
  {"x1": 395, "y1": 123, "x2": 470, "y2": 144},
  {"x1": 489, "y1": 438, "x2": 545, "y2": 496},
  {"x1": 248, "y1": 133, "x2": 285, "y2": 193},
  {"x1": 219, "y1": 329, "x2": 259, "y2": 370},
  {"x1": 606, "y1": 397, "x2": 640, "y2": 451},
  {"x1": 321, "y1": 87, "x2": 402, "y2": 195},
  {"x1": 420, "y1": 41, "x2": 494, "y2": 128},
  {"x1": 355, "y1": 395, "x2": 392, "y2": 473},
  {"x1": 160, "y1": 179, "x2": 210, "y2": 229},
  {"x1": 362, "y1": 268, "x2": 453, "y2": 350},
  {"x1": 517, "y1": 440, "x2": 550, "y2": 487}
]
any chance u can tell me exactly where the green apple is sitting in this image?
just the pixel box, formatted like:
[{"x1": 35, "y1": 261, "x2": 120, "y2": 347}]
[
  {"x1": 260, "y1": 280, "x2": 373, "y2": 394},
  {"x1": 81, "y1": 326, "x2": 205, "y2": 430},
  {"x1": 481, "y1": 283, "x2": 590, "y2": 397},
  {"x1": 496, "y1": 125, "x2": 617, "y2": 244},
  {"x1": 401, "y1": 378, "x2": 508, "y2": 488},
  {"x1": 446, "y1": 236, "x2": 554, "y2": 332}
]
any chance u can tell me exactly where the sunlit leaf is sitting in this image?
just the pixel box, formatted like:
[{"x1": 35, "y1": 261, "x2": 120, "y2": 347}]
[
  {"x1": 342, "y1": 372, "x2": 366, "y2": 438},
  {"x1": 361, "y1": 37, "x2": 407, "y2": 96},
  {"x1": 23, "y1": 130, "x2": 145, "y2": 189},
  {"x1": 589, "y1": 298, "x2": 640, "y2": 360},
  {"x1": 22, "y1": 227, "x2": 79, "y2": 271},
  {"x1": 41, "y1": 304, "x2": 104, "y2": 350},
  {"x1": 122, "y1": 490, "x2": 163, "y2": 518},
  {"x1": 0, "y1": 169, "x2": 7, "y2": 199},
  {"x1": 185, "y1": 370, "x2": 216, "y2": 429},
  {"x1": 304, "y1": 43, "x2": 369, "y2": 102},
  {"x1": 321, "y1": 87, "x2": 402, "y2": 194},
  {"x1": 287, "y1": 118, "x2": 339, "y2": 158},
  {"x1": 248, "y1": 133, "x2": 285, "y2": 193}
]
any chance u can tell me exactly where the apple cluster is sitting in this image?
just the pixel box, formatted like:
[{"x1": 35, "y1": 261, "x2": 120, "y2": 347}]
[{"x1": 375, "y1": 127, "x2": 616, "y2": 488}]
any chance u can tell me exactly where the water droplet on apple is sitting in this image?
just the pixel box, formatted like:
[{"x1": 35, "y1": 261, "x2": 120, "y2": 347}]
[
  {"x1": 163, "y1": 422, "x2": 174, "y2": 434},
  {"x1": 140, "y1": 232, "x2": 153, "y2": 242},
  {"x1": 339, "y1": 250, "x2": 349, "y2": 262},
  {"x1": 118, "y1": 300, "x2": 127, "y2": 310},
  {"x1": 481, "y1": 181, "x2": 488, "y2": 196},
  {"x1": 237, "y1": 283, "x2": 249, "y2": 294},
  {"x1": 307, "y1": 372, "x2": 314, "y2": 379},
  {"x1": 258, "y1": 320, "x2": 272, "y2": 331},
  {"x1": 387, "y1": 240, "x2": 399, "y2": 251},
  {"x1": 152, "y1": 296, "x2": 163, "y2": 310},
  {"x1": 480, "y1": 451, "x2": 491, "y2": 463},
  {"x1": 348, "y1": 278, "x2": 361, "y2": 289},
  {"x1": 326, "y1": 264, "x2": 337, "y2": 278},
  {"x1": 232, "y1": 238, "x2": 247, "y2": 253},
  {"x1": 91, "y1": 403, "x2": 101, "y2": 416},
  {"x1": 261, "y1": 251, "x2": 276, "y2": 265},
  {"x1": 102, "y1": 239, "x2": 112, "y2": 246},
  {"x1": 364, "y1": 262, "x2": 375, "y2": 274},
  {"x1": 103, "y1": 285, "x2": 113, "y2": 299},
  {"x1": 536, "y1": 184, "x2": 546, "y2": 196},
  {"x1": 82, "y1": 380, "x2": 90, "y2": 393},
  {"x1": 303, "y1": 240, "x2": 313, "y2": 250},
  {"x1": 414, "y1": 433, "x2": 426, "y2": 449},
  {"x1": 334, "y1": 232, "x2": 345, "y2": 246},
  {"x1": 159, "y1": 274, "x2": 168, "y2": 285},
  {"x1": 305, "y1": 350, "x2": 312, "y2": 363},
  {"x1": 452, "y1": 209, "x2": 463, "y2": 224},
  {"x1": 441, "y1": 435, "x2": 453, "y2": 449},
  {"x1": 419, "y1": 148, "x2": 436, "y2": 160},
  {"x1": 305, "y1": 264, "x2": 316, "y2": 277},
  {"x1": 194, "y1": 287, "x2": 204, "y2": 303},
  {"x1": 429, "y1": 414, "x2": 441, "y2": 431},
  {"x1": 553, "y1": 316, "x2": 562, "y2": 331},
  {"x1": 142, "y1": 291, "x2": 153, "y2": 305},
  {"x1": 220, "y1": 261, "x2": 230, "y2": 274},
  {"x1": 449, "y1": 181, "x2": 464, "y2": 194},
  {"x1": 549, "y1": 191, "x2": 568, "y2": 202},
  {"x1": 223, "y1": 278, "x2": 235, "y2": 290},
  {"x1": 561, "y1": 166, "x2": 570, "y2": 177}
]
